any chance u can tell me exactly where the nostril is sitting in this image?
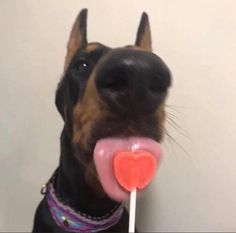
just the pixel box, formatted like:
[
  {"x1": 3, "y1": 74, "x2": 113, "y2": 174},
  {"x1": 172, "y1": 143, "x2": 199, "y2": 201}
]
[
  {"x1": 98, "y1": 71, "x2": 128, "y2": 92},
  {"x1": 149, "y1": 74, "x2": 170, "y2": 94},
  {"x1": 149, "y1": 81, "x2": 161, "y2": 93},
  {"x1": 149, "y1": 83, "x2": 166, "y2": 94}
]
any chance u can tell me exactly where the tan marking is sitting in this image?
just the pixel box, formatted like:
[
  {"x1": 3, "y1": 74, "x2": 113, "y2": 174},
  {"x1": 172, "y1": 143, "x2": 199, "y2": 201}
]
[
  {"x1": 125, "y1": 45, "x2": 149, "y2": 51},
  {"x1": 135, "y1": 13, "x2": 152, "y2": 51},
  {"x1": 84, "y1": 160, "x2": 105, "y2": 194},
  {"x1": 138, "y1": 22, "x2": 152, "y2": 51},
  {"x1": 74, "y1": 151, "x2": 104, "y2": 194},
  {"x1": 64, "y1": 13, "x2": 86, "y2": 71},
  {"x1": 72, "y1": 68, "x2": 106, "y2": 150},
  {"x1": 85, "y1": 43, "x2": 100, "y2": 53},
  {"x1": 72, "y1": 68, "x2": 107, "y2": 194}
]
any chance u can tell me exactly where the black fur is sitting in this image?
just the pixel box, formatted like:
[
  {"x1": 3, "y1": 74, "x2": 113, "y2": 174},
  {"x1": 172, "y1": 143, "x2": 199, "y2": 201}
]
[
  {"x1": 33, "y1": 43, "x2": 132, "y2": 232},
  {"x1": 32, "y1": 128, "x2": 129, "y2": 232}
]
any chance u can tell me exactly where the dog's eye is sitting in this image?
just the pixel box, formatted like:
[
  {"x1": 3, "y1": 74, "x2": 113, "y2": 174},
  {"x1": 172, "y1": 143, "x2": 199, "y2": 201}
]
[{"x1": 77, "y1": 61, "x2": 88, "y2": 73}]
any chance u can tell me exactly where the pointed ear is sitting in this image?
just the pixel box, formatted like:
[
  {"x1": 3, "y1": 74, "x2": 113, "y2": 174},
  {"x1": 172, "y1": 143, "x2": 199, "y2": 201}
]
[
  {"x1": 64, "y1": 9, "x2": 88, "y2": 70},
  {"x1": 135, "y1": 12, "x2": 152, "y2": 51}
]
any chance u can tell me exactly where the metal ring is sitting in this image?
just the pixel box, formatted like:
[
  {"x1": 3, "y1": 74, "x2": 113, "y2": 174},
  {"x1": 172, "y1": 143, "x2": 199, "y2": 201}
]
[
  {"x1": 40, "y1": 184, "x2": 47, "y2": 195},
  {"x1": 61, "y1": 216, "x2": 69, "y2": 227}
]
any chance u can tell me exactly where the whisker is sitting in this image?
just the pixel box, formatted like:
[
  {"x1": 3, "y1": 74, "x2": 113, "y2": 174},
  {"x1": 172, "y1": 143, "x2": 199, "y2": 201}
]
[
  {"x1": 164, "y1": 129, "x2": 191, "y2": 160},
  {"x1": 163, "y1": 130, "x2": 176, "y2": 156},
  {"x1": 165, "y1": 106, "x2": 181, "y2": 114},
  {"x1": 165, "y1": 104, "x2": 188, "y2": 115},
  {"x1": 165, "y1": 104, "x2": 187, "y2": 109},
  {"x1": 166, "y1": 111, "x2": 181, "y2": 121},
  {"x1": 166, "y1": 116, "x2": 190, "y2": 138},
  {"x1": 166, "y1": 119, "x2": 189, "y2": 138}
]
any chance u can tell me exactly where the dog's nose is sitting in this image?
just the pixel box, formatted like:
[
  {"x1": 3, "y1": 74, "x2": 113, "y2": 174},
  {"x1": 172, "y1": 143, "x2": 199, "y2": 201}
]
[{"x1": 95, "y1": 49, "x2": 171, "y2": 114}]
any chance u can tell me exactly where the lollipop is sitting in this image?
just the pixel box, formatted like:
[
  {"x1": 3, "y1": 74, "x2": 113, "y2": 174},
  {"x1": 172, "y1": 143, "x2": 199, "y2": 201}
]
[{"x1": 113, "y1": 150, "x2": 157, "y2": 233}]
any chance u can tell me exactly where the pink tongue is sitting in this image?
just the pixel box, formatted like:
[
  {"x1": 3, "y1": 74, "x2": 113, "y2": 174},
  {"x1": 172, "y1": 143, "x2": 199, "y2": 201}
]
[{"x1": 93, "y1": 137, "x2": 162, "y2": 202}]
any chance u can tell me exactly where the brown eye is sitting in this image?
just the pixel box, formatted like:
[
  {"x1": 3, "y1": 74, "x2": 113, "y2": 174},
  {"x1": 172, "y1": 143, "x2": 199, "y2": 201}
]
[{"x1": 77, "y1": 61, "x2": 88, "y2": 73}]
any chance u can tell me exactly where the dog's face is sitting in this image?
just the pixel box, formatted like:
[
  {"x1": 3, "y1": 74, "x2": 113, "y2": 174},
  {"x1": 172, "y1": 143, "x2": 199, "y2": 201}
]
[{"x1": 56, "y1": 9, "x2": 171, "y2": 193}]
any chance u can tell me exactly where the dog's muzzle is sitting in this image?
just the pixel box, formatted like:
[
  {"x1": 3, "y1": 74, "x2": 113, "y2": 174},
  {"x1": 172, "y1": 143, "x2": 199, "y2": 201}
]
[{"x1": 95, "y1": 48, "x2": 171, "y2": 115}]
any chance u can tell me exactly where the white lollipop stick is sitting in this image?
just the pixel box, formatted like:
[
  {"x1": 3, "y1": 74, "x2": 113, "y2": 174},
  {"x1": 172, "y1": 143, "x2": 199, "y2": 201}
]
[{"x1": 129, "y1": 188, "x2": 137, "y2": 233}]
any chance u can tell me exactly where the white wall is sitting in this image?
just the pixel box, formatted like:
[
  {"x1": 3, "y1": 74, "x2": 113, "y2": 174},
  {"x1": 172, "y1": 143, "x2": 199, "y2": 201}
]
[{"x1": 1, "y1": 0, "x2": 236, "y2": 231}]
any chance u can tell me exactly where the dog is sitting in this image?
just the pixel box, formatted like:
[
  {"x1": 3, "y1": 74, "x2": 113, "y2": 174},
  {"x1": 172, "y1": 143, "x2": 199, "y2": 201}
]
[{"x1": 32, "y1": 9, "x2": 171, "y2": 232}]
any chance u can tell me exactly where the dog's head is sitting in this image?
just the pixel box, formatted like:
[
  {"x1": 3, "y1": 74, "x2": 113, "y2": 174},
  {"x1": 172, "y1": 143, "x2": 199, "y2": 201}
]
[{"x1": 56, "y1": 9, "x2": 171, "y2": 198}]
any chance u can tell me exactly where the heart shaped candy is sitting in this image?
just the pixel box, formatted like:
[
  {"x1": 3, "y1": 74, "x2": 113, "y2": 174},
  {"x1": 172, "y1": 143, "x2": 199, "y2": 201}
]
[{"x1": 113, "y1": 150, "x2": 157, "y2": 192}]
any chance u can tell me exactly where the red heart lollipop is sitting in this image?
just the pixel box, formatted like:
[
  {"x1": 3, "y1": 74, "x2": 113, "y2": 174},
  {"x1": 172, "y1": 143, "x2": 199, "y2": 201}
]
[{"x1": 113, "y1": 150, "x2": 157, "y2": 192}]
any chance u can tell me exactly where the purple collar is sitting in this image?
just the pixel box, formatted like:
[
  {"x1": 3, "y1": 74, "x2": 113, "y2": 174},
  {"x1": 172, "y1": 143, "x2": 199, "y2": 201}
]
[{"x1": 46, "y1": 183, "x2": 124, "y2": 232}]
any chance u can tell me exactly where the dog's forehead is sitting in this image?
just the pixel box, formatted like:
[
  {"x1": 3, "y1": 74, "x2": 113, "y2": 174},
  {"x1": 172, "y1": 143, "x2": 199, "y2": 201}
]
[
  {"x1": 84, "y1": 42, "x2": 105, "y2": 52},
  {"x1": 83, "y1": 43, "x2": 144, "y2": 55}
]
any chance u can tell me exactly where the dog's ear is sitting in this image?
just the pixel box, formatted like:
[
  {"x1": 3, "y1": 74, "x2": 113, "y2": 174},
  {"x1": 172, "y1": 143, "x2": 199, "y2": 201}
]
[
  {"x1": 135, "y1": 12, "x2": 152, "y2": 51},
  {"x1": 56, "y1": 9, "x2": 87, "y2": 133},
  {"x1": 64, "y1": 9, "x2": 88, "y2": 70}
]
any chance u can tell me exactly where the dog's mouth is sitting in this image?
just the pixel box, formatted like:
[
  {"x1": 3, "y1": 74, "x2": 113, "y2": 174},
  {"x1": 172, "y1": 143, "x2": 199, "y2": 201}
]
[
  {"x1": 93, "y1": 136, "x2": 162, "y2": 202},
  {"x1": 74, "y1": 113, "x2": 164, "y2": 202},
  {"x1": 73, "y1": 109, "x2": 165, "y2": 202}
]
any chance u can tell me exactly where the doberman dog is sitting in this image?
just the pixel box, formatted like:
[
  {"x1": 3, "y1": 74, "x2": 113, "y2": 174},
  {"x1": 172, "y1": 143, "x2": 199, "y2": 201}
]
[{"x1": 32, "y1": 9, "x2": 171, "y2": 233}]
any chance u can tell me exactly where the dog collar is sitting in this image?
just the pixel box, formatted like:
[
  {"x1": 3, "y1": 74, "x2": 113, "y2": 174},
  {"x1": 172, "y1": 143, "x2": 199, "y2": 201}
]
[{"x1": 46, "y1": 183, "x2": 124, "y2": 232}]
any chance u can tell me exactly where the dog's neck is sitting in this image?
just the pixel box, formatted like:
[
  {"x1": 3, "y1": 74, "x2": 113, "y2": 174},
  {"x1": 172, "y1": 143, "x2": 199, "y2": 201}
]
[{"x1": 54, "y1": 127, "x2": 119, "y2": 217}]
